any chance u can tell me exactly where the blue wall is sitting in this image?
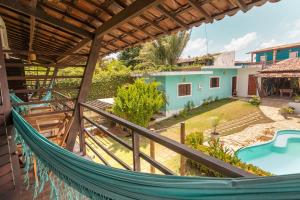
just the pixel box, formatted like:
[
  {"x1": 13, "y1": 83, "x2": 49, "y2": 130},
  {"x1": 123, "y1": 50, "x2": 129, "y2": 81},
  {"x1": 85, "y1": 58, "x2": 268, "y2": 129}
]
[
  {"x1": 151, "y1": 69, "x2": 237, "y2": 113},
  {"x1": 255, "y1": 47, "x2": 300, "y2": 62}
]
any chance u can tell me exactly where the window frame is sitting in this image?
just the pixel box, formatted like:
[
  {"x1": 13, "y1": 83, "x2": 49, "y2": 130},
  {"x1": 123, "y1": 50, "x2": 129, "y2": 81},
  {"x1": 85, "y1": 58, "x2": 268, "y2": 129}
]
[
  {"x1": 177, "y1": 82, "x2": 192, "y2": 97},
  {"x1": 289, "y1": 51, "x2": 298, "y2": 58},
  {"x1": 209, "y1": 76, "x2": 221, "y2": 89},
  {"x1": 260, "y1": 55, "x2": 266, "y2": 62}
]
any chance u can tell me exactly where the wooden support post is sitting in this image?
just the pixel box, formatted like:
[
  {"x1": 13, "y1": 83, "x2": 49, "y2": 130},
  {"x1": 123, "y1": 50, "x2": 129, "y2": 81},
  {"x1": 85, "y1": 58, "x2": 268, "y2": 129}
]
[
  {"x1": 66, "y1": 36, "x2": 102, "y2": 150},
  {"x1": 0, "y1": 35, "x2": 21, "y2": 194},
  {"x1": 180, "y1": 122, "x2": 186, "y2": 176},
  {"x1": 150, "y1": 128, "x2": 156, "y2": 173},
  {"x1": 79, "y1": 106, "x2": 86, "y2": 155},
  {"x1": 273, "y1": 50, "x2": 277, "y2": 64},
  {"x1": 132, "y1": 131, "x2": 141, "y2": 171},
  {"x1": 150, "y1": 140, "x2": 155, "y2": 173}
]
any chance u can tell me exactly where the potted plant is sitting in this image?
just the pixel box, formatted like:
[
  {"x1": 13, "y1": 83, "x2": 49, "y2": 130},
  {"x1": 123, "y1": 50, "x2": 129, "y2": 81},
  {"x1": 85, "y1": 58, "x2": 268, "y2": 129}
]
[
  {"x1": 249, "y1": 95, "x2": 261, "y2": 106},
  {"x1": 294, "y1": 95, "x2": 300, "y2": 103},
  {"x1": 279, "y1": 106, "x2": 295, "y2": 119}
]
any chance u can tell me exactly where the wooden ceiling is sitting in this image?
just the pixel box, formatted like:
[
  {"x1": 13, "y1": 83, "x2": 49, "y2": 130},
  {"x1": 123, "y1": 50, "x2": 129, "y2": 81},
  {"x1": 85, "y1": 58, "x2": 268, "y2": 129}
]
[{"x1": 0, "y1": 0, "x2": 280, "y2": 65}]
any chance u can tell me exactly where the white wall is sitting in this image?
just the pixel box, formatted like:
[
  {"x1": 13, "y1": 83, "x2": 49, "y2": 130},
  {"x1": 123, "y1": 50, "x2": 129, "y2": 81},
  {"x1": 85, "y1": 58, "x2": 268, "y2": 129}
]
[{"x1": 237, "y1": 67, "x2": 261, "y2": 97}]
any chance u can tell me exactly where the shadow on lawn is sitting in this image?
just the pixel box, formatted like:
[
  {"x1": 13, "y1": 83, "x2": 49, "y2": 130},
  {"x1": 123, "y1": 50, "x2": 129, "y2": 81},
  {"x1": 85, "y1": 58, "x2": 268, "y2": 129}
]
[{"x1": 151, "y1": 98, "x2": 237, "y2": 130}]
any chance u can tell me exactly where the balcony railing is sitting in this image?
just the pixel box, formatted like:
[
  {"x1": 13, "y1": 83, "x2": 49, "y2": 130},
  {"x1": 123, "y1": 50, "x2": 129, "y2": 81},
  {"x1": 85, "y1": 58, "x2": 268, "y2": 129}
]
[{"x1": 79, "y1": 102, "x2": 255, "y2": 178}]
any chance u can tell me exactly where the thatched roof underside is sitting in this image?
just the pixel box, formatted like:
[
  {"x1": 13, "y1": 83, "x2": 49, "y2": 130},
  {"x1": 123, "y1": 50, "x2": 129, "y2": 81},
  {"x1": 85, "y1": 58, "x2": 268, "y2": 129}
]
[{"x1": 0, "y1": 0, "x2": 280, "y2": 65}]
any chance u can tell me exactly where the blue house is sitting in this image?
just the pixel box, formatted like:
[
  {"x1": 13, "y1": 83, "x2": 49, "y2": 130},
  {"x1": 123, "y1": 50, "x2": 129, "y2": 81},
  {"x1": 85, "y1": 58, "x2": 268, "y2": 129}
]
[
  {"x1": 146, "y1": 67, "x2": 239, "y2": 117},
  {"x1": 250, "y1": 42, "x2": 300, "y2": 63}
]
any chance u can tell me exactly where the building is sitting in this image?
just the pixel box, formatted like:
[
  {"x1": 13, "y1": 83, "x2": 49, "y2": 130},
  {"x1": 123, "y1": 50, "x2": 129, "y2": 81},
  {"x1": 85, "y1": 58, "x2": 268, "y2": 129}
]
[
  {"x1": 250, "y1": 42, "x2": 300, "y2": 64},
  {"x1": 147, "y1": 67, "x2": 239, "y2": 117},
  {"x1": 0, "y1": 0, "x2": 292, "y2": 199},
  {"x1": 146, "y1": 51, "x2": 267, "y2": 116},
  {"x1": 257, "y1": 58, "x2": 300, "y2": 97}
]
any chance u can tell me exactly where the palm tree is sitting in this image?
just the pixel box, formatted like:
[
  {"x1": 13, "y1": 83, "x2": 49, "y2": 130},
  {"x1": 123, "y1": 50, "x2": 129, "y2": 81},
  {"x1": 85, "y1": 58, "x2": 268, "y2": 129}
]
[{"x1": 138, "y1": 31, "x2": 190, "y2": 66}]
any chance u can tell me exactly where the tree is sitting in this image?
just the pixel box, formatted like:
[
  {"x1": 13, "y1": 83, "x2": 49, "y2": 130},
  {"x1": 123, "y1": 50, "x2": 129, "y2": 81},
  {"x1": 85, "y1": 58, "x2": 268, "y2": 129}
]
[
  {"x1": 138, "y1": 31, "x2": 190, "y2": 66},
  {"x1": 112, "y1": 79, "x2": 165, "y2": 127},
  {"x1": 118, "y1": 46, "x2": 141, "y2": 67}
]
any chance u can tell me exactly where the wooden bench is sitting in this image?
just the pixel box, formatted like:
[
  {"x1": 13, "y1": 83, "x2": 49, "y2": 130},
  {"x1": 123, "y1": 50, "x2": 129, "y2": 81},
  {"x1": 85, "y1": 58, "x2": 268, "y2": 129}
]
[{"x1": 280, "y1": 89, "x2": 293, "y2": 97}]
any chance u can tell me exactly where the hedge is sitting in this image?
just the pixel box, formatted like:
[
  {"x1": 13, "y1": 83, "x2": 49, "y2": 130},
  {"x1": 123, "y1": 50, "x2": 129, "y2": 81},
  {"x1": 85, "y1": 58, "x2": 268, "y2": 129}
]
[{"x1": 55, "y1": 72, "x2": 134, "y2": 100}]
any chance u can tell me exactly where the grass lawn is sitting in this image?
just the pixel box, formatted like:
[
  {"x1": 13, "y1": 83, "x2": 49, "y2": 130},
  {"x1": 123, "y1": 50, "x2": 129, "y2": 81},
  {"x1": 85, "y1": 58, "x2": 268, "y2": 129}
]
[
  {"x1": 85, "y1": 99, "x2": 271, "y2": 174},
  {"x1": 153, "y1": 99, "x2": 271, "y2": 141}
]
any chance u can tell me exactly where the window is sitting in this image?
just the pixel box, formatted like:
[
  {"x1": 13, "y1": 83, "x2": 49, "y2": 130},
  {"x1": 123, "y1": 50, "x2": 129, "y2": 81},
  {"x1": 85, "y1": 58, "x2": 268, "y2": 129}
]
[
  {"x1": 260, "y1": 55, "x2": 266, "y2": 62},
  {"x1": 210, "y1": 77, "x2": 220, "y2": 88},
  {"x1": 289, "y1": 51, "x2": 298, "y2": 58},
  {"x1": 178, "y1": 83, "x2": 191, "y2": 96}
]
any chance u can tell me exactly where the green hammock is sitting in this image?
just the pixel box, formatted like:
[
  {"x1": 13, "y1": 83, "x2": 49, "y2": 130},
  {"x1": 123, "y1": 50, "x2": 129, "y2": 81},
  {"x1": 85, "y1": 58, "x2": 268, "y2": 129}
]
[
  {"x1": 12, "y1": 109, "x2": 300, "y2": 200},
  {"x1": 10, "y1": 91, "x2": 52, "y2": 113}
]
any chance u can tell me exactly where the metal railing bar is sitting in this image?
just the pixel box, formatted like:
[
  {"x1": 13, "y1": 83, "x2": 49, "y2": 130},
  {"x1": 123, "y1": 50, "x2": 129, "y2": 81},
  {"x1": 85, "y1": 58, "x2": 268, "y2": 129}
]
[
  {"x1": 83, "y1": 116, "x2": 174, "y2": 175},
  {"x1": 80, "y1": 102, "x2": 255, "y2": 177},
  {"x1": 84, "y1": 129, "x2": 132, "y2": 170},
  {"x1": 85, "y1": 142, "x2": 111, "y2": 166}
]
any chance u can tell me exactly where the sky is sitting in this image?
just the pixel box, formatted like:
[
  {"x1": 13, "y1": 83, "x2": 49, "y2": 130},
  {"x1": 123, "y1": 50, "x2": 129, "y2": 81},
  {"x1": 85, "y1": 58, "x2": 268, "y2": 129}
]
[{"x1": 181, "y1": 0, "x2": 300, "y2": 61}]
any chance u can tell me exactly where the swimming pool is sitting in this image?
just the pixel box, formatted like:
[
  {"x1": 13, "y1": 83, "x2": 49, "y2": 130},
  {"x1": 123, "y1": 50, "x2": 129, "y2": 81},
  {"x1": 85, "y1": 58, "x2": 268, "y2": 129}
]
[{"x1": 236, "y1": 130, "x2": 300, "y2": 175}]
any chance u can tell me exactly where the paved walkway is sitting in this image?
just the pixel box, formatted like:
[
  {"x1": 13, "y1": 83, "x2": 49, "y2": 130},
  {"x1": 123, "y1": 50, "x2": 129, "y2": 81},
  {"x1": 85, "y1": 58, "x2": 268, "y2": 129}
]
[{"x1": 220, "y1": 98, "x2": 300, "y2": 152}]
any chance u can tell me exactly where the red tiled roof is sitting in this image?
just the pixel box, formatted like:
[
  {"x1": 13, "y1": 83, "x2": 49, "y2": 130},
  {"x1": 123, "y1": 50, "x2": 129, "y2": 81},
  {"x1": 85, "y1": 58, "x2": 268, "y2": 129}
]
[{"x1": 261, "y1": 58, "x2": 300, "y2": 72}]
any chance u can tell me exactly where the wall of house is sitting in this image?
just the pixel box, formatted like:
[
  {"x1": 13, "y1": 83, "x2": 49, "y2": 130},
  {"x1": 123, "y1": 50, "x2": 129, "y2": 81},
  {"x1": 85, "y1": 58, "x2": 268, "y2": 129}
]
[
  {"x1": 153, "y1": 69, "x2": 237, "y2": 117},
  {"x1": 236, "y1": 67, "x2": 261, "y2": 97},
  {"x1": 255, "y1": 47, "x2": 300, "y2": 62}
]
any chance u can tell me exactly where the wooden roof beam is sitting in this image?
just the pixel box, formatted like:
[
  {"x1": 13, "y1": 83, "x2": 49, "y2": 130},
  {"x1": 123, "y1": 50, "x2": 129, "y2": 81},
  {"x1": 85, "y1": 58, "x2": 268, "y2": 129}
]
[
  {"x1": 188, "y1": 0, "x2": 213, "y2": 23},
  {"x1": 235, "y1": 0, "x2": 249, "y2": 12},
  {"x1": 28, "y1": 0, "x2": 37, "y2": 60},
  {"x1": 0, "y1": 0, "x2": 93, "y2": 39},
  {"x1": 127, "y1": 22, "x2": 155, "y2": 40},
  {"x1": 156, "y1": 4, "x2": 188, "y2": 29},
  {"x1": 57, "y1": 0, "x2": 162, "y2": 63},
  {"x1": 139, "y1": 14, "x2": 168, "y2": 34}
]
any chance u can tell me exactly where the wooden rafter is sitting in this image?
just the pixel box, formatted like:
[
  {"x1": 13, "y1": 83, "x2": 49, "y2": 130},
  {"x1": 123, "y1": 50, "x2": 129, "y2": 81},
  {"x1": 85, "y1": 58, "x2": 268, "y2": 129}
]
[
  {"x1": 127, "y1": 22, "x2": 155, "y2": 40},
  {"x1": 28, "y1": 0, "x2": 37, "y2": 60},
  {"x1": 188, "y1": 0, "x2": 213, "y2": 23},
  {"x1": 0, "y1": 0, "x2": 93, "y2": 39},
  {"x1": 56, "y1": 0, "x2": 162, "y2": 63},
  {"x1": 156, "y1": 4, "x2": 188, "y2": 29},
  {"x1": 139, "y1": 14, "x2": 168, "y2": 34},
  {"x1": 235, "y1": 0, "x2": 249, "y2": 12}
]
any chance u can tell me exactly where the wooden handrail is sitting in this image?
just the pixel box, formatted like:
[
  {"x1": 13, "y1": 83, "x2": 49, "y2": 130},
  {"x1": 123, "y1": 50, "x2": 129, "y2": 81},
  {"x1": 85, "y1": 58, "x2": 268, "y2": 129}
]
[{"x1": 80, "y1": 102, "x2": 255, "y2": 178}]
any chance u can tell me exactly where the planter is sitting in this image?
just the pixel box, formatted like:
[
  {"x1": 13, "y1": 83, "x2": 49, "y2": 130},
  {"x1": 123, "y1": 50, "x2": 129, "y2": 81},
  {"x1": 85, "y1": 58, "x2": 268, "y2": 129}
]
[{"x1": 288, "y1": 102, "x2": 300, "y2": 114}]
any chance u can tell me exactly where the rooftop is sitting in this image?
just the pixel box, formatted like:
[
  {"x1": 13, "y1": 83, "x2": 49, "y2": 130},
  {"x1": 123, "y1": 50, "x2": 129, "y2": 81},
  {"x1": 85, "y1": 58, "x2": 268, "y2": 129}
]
[
  {"x1": 146, "y1": 70, "x2": 213, "y2": 76},
  {"x1": 0, "y1": 0, "x2": 276, "y2": 65},
  {"x1": 250, "y1": 41, "x2": 300, "y2": 54},
  {"x1": 259, "y1": 58, "x2": 300, "y2": 77}
]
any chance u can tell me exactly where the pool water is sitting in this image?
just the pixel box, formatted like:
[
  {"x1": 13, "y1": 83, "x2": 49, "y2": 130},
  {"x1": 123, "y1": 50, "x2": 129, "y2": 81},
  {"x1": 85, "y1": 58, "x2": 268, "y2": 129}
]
[{"x1": 236, "y1": 130, "x2": 300, "y2": 175}]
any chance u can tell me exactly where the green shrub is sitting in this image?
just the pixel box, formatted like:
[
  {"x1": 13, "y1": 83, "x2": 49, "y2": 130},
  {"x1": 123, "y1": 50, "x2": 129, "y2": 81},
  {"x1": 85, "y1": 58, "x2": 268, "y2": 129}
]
[
  {"x1": 185, "y1": 131, "x2": 204, "y2": 148},
  {"x1": 179, "y1": 108, "x2": 188, "y2": 118},
  {"x1": 294, "y1": 95, "x2": 300, "y2": 102},
  {"x1": 279, "y1": 106, "x2": 295, "y2": 118},
  {"x1": 185, "y1": 101, "x2": 195, "y2": 111},
  {"x1": 112, "y1": 79, "x2": 165, "y2": 127},
  {"x1": 210, "y1": 116, "x2": 221, "y2": 135},
  {"x1": 249, "y1": 95, "x2": 261, "y2": 106},
  {"x1": 185, "y1": 137, "x2": 271, "y2": 177}
]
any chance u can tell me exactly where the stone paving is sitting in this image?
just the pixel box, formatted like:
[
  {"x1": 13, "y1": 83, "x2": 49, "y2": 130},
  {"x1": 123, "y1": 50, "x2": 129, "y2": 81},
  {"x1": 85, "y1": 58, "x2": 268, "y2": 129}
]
[
  {"x1": 220, "y1": 98, "x2": 300, "y2": 152},
  {"x1": 204, "y1": 111, "x2": 265, "y2": 135}
]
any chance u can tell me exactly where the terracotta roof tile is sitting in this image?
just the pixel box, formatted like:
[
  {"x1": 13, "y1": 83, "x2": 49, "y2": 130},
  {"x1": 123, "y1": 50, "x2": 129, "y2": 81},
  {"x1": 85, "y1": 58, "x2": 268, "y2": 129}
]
[{"x1": 261, "y1": 58, "x2": 300, "y2": 72}]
